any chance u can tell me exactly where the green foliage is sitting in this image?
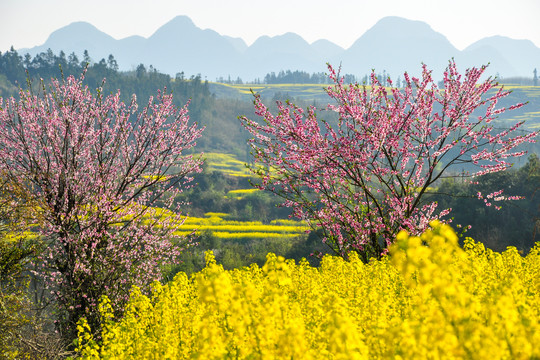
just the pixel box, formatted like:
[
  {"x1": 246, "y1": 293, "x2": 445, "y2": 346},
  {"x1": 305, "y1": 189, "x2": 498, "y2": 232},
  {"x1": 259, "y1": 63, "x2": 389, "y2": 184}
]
[
  {"x1": 432, "y1": 154, "x2": 539, "y2": 252},
  {"x1": 0, "y1": 238, "x2": 35, "y2": 358}
]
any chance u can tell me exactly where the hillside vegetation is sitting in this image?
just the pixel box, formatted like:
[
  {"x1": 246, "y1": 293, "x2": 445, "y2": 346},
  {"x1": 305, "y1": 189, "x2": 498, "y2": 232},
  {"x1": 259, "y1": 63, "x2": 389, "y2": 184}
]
[
  {"x1": 1, "y1": 49, "x2": 536, "y2": 257},
  {"x1": 0, "y1": 48, "x2": 538, "y2": 358},
  {"x1": 1, "y1": 48, "x2": 539, "y2": 158}
]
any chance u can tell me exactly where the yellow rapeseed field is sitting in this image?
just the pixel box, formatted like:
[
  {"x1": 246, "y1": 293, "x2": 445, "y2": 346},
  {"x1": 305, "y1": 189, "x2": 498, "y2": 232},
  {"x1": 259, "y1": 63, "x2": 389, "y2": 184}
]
[
  {"x1": 174, "y1": 212, "x2": 309, "y2": 239},
  {"x1": 77, "y1": 221, "x2": 540, "y2": 359},
  {"x1": 204, "y1": 153, "x2": 252, "y2": 177}
]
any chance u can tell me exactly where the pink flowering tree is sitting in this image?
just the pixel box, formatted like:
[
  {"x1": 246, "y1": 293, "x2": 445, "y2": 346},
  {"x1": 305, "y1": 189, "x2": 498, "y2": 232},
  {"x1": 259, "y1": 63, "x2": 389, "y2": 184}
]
[
  {"x1": 240, "y1": 61, "x2": 538, "y2": 262},
  {"x1": 0, "y1": 72, "x2": 204, "y2": 338}
]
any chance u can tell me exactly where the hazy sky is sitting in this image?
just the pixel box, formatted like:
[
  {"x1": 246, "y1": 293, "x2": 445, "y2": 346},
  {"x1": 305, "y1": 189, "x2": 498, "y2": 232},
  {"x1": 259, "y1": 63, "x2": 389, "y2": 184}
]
[{"x1": 1, "y1": 0, "x2": 539, "y2": 53}]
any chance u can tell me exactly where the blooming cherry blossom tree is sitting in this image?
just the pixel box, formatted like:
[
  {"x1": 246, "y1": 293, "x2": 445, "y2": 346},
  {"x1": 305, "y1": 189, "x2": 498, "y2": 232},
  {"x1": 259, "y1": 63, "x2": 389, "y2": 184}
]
[
  {"x1": 0, "y1": 72, "x2": 204, "y2": 338},
  {"x1": 241, "y1": 61, "x2": 538, "y2": 261}
]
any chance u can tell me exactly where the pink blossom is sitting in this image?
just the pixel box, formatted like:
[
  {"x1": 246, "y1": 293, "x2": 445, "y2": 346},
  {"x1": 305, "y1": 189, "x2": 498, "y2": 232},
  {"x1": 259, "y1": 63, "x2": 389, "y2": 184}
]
[
  {"x1": 0, "y1": 71, "x2": 204, "y2": 333},
  {"x1": 240, "y1": 60, "x2": 537, "y2": 261}
]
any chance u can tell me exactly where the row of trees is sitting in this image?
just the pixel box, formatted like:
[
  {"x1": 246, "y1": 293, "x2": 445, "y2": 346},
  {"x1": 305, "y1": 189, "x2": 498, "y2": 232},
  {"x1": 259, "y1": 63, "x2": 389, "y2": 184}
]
[
  {"x1": 0, "y1": 47, "x2": 213, "y2": 116},
  {"x1": 260, "y1": 69, "x2": 411, "y2": 87},
  {"x1": 263, "y1": 69, "x2": 358, "y2": 84},
  {"x1": 496, "y1": 68, "x2": 540, "y2": 86},
  {"x1": 260, "y1": 68, "x2": 540, "y2": 87},
  {"x1": 0, "y1": 47, "x2": 109, "y2": 86}
]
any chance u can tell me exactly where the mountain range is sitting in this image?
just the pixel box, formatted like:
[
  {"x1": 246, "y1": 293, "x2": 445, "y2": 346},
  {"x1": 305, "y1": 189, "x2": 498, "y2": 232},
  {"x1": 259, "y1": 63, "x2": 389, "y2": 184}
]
[{"x1": 19, "y1": 15, "x2": 540, "y2": 81}]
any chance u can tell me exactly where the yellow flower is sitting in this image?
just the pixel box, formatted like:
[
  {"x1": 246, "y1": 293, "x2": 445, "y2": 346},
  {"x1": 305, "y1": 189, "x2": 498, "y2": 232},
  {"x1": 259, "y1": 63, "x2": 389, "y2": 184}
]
[{"x1": 78, "y1": 223, "x2": 540, "y2": 359}]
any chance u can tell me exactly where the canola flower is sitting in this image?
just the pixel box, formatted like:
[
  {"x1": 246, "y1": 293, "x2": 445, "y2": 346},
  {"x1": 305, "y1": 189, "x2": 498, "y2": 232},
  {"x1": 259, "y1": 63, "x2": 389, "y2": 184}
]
[
  {"x1": 203, "y1": 153, "x2": 252, "y2": 177},
  {"x1": 172, "y1": 213, "x2": 309, "y2": 239},
  {"x1": 77, "y1": 221, "x2": 540, "y2": 359}
]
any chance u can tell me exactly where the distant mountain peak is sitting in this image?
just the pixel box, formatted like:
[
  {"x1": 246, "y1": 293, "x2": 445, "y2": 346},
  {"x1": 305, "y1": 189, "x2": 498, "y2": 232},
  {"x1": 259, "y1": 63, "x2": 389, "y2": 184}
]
[
  {"x1": 25, "y1": 21, "x2": 116, "y2": 57},
  {"x1": 60, "y1": 21, "x2": 98, "y2": 29},
  {"x1": 311, "y1": 39, "x2": 344, "y2": 60},
  {"x1": 251, "y1": 32, "x2": 310, "y2": 48},
  {"x1": 165, "y1": 15, "x2": 196, "y2": 27},
  {"x1": 363, "y1": 16, "x2": 449, "y2": 42},
  {"x1": 466, "y1": 35, "x2": 539, "y2": 51},
  {"x1": 149, "y1": 15, "x2": 198, "y2": 39},
  {"x1": 16, "y1": 15, "x2": 540, "y2": 80},
  {"x1": 375, "y1": 16, "x2": 432, "y2": 27},
  {"x1": 47, "y1": 21, "x2": 110, "y2": 40}
]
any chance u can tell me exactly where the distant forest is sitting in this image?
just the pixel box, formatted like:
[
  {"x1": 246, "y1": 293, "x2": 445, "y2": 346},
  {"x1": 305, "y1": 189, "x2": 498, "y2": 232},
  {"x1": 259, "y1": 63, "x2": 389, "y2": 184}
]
[
  {"x1": 0, "y1": 47, "x2": 262, "y2": 157},
  {"x1": 0, "y1": 47, "x2": 212, "y2": 117},
  {"x1": 0, "y1": 47, "x2": 538, "y2": 258}
]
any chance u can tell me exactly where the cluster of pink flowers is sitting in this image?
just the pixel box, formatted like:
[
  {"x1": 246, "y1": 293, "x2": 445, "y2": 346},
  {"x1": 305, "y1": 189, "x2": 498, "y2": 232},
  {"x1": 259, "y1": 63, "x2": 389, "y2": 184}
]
[
  {"x1": 477, "y1": 190, "x2": 524, "y2": 210},
  {"x1": 0, "y1": 72, "x2": 203, "y2": 333},
  {"x1": 241, "y1": 61, "x2": 537, "y2": 260}
]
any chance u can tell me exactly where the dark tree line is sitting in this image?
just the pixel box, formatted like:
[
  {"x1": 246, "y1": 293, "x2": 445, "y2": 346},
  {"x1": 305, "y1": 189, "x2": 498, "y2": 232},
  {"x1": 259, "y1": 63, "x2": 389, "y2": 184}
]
[
  {"x1": 431, "y1": 154, "x2": 539, "y2": 253},
  {"x1": 259, "y1": 69, "x2": 409, "y2": 87},
  {"x1": 0, "y1": 47, "x2": 213, "y2": 123},
  {"x1": 262, "y1": 69, "x2": 357, "y2": 84}
]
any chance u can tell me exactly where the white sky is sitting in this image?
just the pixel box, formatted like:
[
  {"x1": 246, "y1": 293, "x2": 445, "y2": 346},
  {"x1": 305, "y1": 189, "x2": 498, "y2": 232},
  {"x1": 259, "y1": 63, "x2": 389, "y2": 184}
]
[{"x1": 1, "y1": 0, "x2": 539, "y2": 53}]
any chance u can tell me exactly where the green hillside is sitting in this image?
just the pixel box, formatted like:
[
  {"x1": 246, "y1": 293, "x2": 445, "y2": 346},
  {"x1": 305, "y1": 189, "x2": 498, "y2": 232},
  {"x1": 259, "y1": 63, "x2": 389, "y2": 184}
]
[
  {"x1": 209, "y1": 82, "x2": 330, "y2": 103},
  {"x1": 210, "y1": 81, "x2": 540, "y2": 130}
]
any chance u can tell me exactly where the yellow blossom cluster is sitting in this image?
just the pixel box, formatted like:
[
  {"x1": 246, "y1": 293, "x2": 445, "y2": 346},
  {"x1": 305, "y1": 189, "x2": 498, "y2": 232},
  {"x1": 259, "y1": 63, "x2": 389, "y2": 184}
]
[{"x1": 77, "y1": 221, "x2": 540, "y2": 359}]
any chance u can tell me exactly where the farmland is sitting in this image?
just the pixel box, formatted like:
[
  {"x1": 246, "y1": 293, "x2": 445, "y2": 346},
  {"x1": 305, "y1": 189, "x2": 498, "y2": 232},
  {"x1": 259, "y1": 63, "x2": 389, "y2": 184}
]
[
  {"x1": 209, "y1": 82, "x2": 540, "y2": 132},
  {"x1": 174, "y1": 212, "x2": 309, "y2": 239},
  {"x1": 208, "y1": 82, "x2": 331, "y2": 103},
  {"x1": 204, "y1": 152, "x2": 252, "y2": 177},
  {"x1": 77, "y1": 222, "x2": 540, "y2": 359}
]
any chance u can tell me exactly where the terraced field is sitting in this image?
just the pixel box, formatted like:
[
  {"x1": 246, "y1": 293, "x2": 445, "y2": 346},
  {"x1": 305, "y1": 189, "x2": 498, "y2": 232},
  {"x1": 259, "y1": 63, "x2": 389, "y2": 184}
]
[
  {"x1": 174, "y1": 212, "x2": 309, "y2": 239},
  {"x1": 209, "y1": 82, "x2": 540, "y2": 131},
  {"x1": 498, "y1": 85, "x2": 540, "y2": 130},
  {"x1": 204, "y1": 152, "x2": 252, "y2": 177},
  {"x1": 208, "y1": 82, "x2": 330, "y2": 102}
]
